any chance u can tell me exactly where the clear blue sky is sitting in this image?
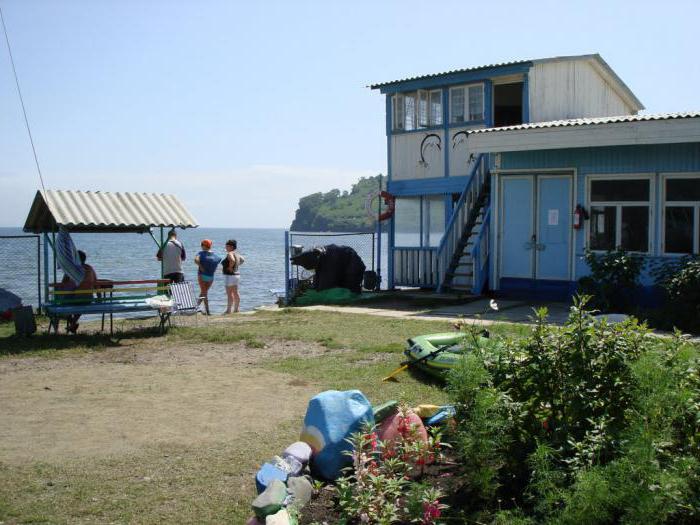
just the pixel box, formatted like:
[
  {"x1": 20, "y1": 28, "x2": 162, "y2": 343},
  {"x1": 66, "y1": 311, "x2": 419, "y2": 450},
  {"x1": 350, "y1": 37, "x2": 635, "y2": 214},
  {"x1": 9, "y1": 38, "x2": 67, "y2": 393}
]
[{"x1": 2, "y1": 0, "x2": 699, "y2": 227}]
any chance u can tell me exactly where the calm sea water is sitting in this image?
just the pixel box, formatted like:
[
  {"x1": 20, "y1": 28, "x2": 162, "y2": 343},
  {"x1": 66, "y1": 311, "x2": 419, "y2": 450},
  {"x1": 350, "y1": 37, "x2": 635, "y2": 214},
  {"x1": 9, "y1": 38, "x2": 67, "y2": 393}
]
[{"x1": 0, "y1": 227, "x2": 388, "y2": 313}]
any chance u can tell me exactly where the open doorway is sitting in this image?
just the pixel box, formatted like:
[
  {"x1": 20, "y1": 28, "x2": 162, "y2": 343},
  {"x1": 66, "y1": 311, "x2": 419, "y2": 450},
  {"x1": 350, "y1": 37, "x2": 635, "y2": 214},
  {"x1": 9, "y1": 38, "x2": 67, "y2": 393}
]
[{"x1": 494, "y1": 82, "x2": 524, "y2": 127}]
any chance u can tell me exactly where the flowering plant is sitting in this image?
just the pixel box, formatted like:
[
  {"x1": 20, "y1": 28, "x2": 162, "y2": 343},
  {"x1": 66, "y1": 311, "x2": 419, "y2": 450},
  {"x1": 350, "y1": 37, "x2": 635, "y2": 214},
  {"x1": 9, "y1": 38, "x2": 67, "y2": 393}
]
[{"x1": 336, "y1": 405, "x2": 449, "y2": 524}]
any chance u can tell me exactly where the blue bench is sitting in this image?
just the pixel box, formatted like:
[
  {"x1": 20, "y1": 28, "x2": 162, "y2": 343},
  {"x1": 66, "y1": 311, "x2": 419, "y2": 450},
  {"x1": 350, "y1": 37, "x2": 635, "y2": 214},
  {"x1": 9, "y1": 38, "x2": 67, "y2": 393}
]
[{"x1": 45, "y1": 279, "x2": 171, "y2": 335}]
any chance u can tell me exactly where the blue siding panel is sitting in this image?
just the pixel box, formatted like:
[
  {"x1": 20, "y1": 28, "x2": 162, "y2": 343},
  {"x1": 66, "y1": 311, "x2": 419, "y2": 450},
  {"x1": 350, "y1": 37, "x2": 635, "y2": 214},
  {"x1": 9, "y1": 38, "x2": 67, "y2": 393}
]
[
  {"x1": 388, "y1": 176, "x2": 470, "y2": 196},
  {"x1": 498, "y1": 143, "x2": 700, "y2": 287}
]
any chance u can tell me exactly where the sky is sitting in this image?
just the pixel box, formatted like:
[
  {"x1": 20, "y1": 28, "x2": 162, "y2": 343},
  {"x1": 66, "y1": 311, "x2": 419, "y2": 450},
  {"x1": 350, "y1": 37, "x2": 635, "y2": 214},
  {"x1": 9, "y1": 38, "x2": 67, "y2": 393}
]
[{"x1": 1, "y1": 0, "x2": 699, "y2": 228}]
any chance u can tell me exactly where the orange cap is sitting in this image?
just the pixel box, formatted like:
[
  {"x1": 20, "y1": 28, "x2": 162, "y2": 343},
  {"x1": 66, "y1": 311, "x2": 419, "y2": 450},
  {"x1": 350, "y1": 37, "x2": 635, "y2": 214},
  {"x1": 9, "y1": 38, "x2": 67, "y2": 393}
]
[{"x1": 201, "y1": 239, "x2": 212, "y2": 249}]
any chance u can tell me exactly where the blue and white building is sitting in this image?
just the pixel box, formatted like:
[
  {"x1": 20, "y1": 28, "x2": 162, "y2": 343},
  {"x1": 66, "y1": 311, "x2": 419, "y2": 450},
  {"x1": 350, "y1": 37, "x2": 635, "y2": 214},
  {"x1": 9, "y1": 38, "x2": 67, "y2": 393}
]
[{"x1": 370, "y1": 54, "x2": 700, "y2": 300}]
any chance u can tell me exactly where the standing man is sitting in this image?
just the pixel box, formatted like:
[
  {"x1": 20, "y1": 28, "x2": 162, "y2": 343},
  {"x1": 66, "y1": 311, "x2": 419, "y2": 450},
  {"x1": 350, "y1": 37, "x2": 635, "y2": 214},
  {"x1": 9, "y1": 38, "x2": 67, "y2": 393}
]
[{"x1": 157, "y1": 229, "x2": 186, "y2": 283}]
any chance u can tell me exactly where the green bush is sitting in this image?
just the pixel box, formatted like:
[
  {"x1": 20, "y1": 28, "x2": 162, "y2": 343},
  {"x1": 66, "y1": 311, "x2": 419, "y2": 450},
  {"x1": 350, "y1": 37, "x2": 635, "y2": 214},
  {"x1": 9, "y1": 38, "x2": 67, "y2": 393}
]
[
  {"x1": 656, "y1": 257, "x2": 700, "y2": 333},
  {"x1": 578, "y1": 250, "x2": 644, "y2": 312},
  {"x1": 446, "y1": 297, "x2": 700, "y2": 524}
]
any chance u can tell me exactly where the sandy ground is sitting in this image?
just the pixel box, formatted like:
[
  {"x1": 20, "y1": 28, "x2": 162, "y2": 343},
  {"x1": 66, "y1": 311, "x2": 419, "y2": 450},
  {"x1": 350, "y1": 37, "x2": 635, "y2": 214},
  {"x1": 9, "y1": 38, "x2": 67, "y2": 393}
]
[{"x1": 0, "y1": 340, "x2": 328, "y2": 464}]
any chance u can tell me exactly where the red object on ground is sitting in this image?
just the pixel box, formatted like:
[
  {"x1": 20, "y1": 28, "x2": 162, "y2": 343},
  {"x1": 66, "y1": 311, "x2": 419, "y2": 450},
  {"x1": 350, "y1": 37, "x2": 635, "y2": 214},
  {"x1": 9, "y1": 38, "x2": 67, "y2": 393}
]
[{"x1": 377, "y1": 412, "x2": 428, "y2": 444}]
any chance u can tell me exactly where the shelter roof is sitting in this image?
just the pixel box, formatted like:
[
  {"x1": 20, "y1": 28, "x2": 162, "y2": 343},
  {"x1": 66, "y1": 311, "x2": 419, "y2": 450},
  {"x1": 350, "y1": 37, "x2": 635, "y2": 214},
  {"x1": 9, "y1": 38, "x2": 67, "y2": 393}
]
[{"x1": 23, "y1": 190, "x2": 199, "y2": 234}]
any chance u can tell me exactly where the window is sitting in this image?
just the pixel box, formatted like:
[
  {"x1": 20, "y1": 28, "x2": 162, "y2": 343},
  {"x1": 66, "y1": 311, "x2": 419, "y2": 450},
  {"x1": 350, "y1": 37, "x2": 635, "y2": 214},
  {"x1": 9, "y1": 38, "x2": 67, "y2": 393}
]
[
  {"x1": 450, "y1": 84, "x2": 484, "y2": 123},
  {"x1": 588, "y1": 177, "x2": 652, "y2": 253},
  {"x1": 392, "y1": 90, "x2": 442, "y2": 131},
  {"x1": 430, "y1": 90, "x2": 442, "y2": 126},
  {"x1": 663, "y1": 175, "x2": 700, "y2": 254},
  {"x1": 394, "y1": 196, "x2": 445, "y2": 247}
]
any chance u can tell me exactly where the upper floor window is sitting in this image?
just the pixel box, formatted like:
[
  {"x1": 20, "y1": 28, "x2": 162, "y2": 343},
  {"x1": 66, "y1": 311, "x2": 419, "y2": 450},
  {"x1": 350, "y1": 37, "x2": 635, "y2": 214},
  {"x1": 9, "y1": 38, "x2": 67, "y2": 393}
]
[
  {"x1": 588, "y1": 177, "x2": 652, "y2": 253},
  {"x1": 392, "y1": 90, "x2": 442, "y2": 131},
  {"x1": 663, "y1": 174, "x2": 700, "y2": 254},
  {"x1": 450, "y1": 84, "x2": 484, "y2": 124}
]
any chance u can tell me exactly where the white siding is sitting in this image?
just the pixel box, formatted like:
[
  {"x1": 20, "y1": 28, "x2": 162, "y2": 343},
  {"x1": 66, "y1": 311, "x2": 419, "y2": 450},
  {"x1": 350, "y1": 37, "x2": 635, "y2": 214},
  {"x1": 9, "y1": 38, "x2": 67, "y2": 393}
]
[
  {"x1": 391, "y1": 130, "x2": 445, "y2": 180},
  {"x1": 529, "y1": 59, "x2": 635, "y2": 122},
  {"x1": 449, "y1": 125, "x2": 483, "y2": 176}
]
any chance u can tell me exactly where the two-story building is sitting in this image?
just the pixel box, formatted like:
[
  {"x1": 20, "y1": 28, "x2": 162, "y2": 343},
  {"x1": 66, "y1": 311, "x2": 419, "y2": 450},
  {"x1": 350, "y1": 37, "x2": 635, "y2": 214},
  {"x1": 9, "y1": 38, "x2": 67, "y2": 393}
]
[{"x1": 370, "y1": 54, "x2": 700, "y2": 300}]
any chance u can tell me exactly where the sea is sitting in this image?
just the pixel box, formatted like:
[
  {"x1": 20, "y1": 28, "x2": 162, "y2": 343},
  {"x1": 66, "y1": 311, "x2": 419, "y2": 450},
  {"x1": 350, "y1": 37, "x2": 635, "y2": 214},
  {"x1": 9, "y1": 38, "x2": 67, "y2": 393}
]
[{"x1": 0, "y1": 227, "x2": 387, "y2": 313}]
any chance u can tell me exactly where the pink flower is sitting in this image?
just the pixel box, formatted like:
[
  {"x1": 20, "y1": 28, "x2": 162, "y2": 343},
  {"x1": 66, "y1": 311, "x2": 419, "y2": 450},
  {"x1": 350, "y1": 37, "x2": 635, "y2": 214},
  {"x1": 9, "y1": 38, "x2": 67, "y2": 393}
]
[{"x1": 422, "y1": 500, "x2": 442, "y2": 524}]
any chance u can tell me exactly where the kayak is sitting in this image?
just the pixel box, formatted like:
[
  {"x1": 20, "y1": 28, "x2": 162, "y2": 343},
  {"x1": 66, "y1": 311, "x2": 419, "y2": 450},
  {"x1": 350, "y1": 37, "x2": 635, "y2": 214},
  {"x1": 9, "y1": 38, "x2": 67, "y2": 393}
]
[{"x1": 405, "y1": 332, "x2": 490, "y2": 379}]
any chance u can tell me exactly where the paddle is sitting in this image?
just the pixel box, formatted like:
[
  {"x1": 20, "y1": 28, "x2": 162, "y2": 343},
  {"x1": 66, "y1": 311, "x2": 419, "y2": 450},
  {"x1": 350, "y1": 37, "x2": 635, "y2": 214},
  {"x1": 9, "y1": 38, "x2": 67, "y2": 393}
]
[{"x1": 382, "y1": 343, "x2": 453, "y2": 382}]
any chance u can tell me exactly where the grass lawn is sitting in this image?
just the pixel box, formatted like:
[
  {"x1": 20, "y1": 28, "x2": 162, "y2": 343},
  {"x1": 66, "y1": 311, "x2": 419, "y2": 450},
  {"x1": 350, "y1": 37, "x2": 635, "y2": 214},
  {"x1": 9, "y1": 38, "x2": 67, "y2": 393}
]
[{"x1": 0, "y1": 310, "x2": 528, "y2": 524}]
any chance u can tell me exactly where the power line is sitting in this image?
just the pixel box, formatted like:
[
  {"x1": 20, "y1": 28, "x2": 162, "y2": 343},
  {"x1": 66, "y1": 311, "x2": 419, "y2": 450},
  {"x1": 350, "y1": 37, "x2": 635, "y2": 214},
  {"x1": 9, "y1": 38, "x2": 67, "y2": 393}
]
[{"x1": 0, "y1": 4, "x2": 47, "y2": 193}]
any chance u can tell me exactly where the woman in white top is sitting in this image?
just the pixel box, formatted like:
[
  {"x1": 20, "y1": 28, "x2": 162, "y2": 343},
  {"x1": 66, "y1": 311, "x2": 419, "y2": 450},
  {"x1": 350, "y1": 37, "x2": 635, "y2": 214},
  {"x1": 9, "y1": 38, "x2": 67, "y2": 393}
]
[{"x1": 222, "y1": 239, "x2": 245, "y2": 313}]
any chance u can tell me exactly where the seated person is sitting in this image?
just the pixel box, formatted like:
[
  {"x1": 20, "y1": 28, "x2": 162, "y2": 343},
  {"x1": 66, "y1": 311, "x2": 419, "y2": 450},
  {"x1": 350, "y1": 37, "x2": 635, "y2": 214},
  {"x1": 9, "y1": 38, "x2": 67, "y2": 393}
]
[{"x1": 57, "y1": 250, "x2": 97, "y2": 333}]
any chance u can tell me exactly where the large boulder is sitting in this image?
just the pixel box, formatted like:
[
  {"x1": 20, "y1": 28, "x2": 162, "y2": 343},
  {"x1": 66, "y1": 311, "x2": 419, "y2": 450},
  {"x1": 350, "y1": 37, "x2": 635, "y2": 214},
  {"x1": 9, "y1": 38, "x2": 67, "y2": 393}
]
[
  {"x1": 378, "y1": 411, "x2": 428, "y2": 444},
  {"x1": 300, "y1": 390, "x2": 374, "y2": 480}
]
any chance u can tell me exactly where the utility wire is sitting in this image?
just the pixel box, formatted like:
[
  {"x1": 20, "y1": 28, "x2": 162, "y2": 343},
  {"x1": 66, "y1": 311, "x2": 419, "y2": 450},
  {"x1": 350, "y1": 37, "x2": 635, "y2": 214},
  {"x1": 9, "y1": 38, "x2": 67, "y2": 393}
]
[{"x1": 0, "y1": 4, "x2": 47, "y2": 193}]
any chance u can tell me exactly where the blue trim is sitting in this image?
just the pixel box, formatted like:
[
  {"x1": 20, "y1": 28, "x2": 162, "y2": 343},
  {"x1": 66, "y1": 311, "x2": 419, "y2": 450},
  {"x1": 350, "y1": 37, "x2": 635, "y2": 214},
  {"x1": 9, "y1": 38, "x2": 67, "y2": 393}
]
[
  {"x1": 390, "y1": 120, "x2": 486, "y2": 135},
  {"x1": 498, "y1": 277, "x2": 576, "y2": 301},
  {"x1": 419, "y1": 196, "x2": 424, "y2": 245},
  {"x1": 284, "y1": 231, "x2": 290, "y2": 304},
  {"x1": 377, "y1": 64, "x2": 532, "y2": 94},
  {"x1": 386, "y1": 96, "x2": 393, "y2": 182},
  {"x1": 388, "y1": 176, "x2": 470, "y2": 196},
  {"x1": 388, "y1": 214, "x2": 395, "y2": 289},
  {"x1": 484, "y1": 79, "x2": 493, "y2": 127},
  {"x1": 522, "y1": 74, "x2": 530, "y2": 123},
  {"x1": 443, "y1": 88, "x2": 450, "y2": 178},
  {"x1": 385, "y1": 95, "x2": 392, "y2": 136}
]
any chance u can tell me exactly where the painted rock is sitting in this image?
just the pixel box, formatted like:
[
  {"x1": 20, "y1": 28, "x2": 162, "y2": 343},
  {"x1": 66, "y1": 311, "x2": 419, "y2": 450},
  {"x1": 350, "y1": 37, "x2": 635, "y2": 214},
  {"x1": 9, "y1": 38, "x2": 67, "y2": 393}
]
[
  {"x1": 255, "y1": 463, "x2": 288, "y2": 495},
  {"x1": 282, "y1": 441, "x2": 312, "y2": 465},
  {"x1": 412, "y1": 404, "x2": 442, "y2": 419},
  {"x1": 246, "y1": 518, "x2": 264, "y2": 525},
  {"x1": 287, "y1": 475, "x2": 313, "y2": 509},
  {"x1": 266, "y1": 508, "x2": 292, "y2": 525},
  {"x1": 252, "y1": 479, "x2": 287, "y2": 519},
  {"x1": 426, "y1": 405, "x2": 456, "y2": 426},
  {"x1": 372, "y1": 400, "x2": 398, "y2": 423},
  {"x1": 271, "y1": 455, "x2": 303, "y2": 477},
  {"x1": 300, "y1": 390, "x2": 374, "y2": 480},
  {"x1": 378, "y1": 411, "x2": 428, "y2": 444}
]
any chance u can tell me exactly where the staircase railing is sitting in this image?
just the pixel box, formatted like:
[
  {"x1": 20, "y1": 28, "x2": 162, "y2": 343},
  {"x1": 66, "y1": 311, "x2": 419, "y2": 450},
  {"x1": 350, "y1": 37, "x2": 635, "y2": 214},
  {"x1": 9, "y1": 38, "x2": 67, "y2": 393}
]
[
  {"x1": 470, "y1": 206, "x2": 490, "y2": 295},
  {"x1": 436, "y1": 153, "x2": 487, "y2": 293}
]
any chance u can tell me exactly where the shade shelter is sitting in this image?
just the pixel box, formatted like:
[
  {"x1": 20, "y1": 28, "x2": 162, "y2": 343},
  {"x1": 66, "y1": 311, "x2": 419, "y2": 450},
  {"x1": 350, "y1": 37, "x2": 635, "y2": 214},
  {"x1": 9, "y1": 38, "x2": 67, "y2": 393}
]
[{"x1": 23, "y1": 189, "x2": 198, "y2": 309}]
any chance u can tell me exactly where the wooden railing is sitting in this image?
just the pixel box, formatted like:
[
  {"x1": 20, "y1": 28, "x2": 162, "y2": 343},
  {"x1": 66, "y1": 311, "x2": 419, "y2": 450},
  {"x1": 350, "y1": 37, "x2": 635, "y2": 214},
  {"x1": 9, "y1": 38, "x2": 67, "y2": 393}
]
[
  {"x1": 470, "y1": 207, "x2": 490, "y2": 295},
  {"x1": 393, "y1": 247, "x2": 439, "y2": 288},
  {"x1": 436, "y1": 153, "x2": 488, "y2": 292}
]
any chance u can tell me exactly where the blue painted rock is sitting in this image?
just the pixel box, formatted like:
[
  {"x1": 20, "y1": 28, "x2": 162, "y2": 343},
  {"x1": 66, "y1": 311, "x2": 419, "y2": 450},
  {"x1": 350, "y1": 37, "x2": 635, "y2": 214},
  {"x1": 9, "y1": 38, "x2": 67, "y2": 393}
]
[
  {"x1": 255, "y1": 463, "x2": 288, "y2": 494},
  {"x1": 252, "y1": 479, "x2": 287, "y2": 519},
  {"x1": 426, "y1": 405, "x2": 456, "y2": 426},
  {"x1": 282, "y1": 441, "x2": 312, "y2": 465},
  {"x1": 300, "y1": 390, "x2": 374, "y2": 480}
]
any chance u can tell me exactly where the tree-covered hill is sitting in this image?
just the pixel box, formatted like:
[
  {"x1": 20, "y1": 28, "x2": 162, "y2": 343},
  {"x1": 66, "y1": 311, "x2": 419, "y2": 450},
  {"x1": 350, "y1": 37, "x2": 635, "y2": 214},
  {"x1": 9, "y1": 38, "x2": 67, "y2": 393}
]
[{"x1": 290, "y1": 174, "x2": 387, "y2": 232}]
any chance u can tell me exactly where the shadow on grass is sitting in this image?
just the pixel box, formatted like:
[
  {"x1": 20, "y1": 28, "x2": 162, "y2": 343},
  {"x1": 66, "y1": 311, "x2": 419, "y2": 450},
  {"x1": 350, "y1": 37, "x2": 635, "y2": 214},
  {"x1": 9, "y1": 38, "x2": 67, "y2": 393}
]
[{"x1": 0, "y1": 326, "x2": 165, "y2": 357}]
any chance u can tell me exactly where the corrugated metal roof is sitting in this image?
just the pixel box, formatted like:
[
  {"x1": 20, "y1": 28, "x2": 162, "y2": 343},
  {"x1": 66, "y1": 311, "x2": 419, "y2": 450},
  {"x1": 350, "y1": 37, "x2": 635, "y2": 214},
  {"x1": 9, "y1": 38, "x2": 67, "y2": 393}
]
[
  {"x1": 369, "y1": 53, "x2": 644, "y2": 111},
  {"x1": 23, "y1": 190, "x2": 199, "y2": 233},
  {"x1": 369, "y1": 58, "x2": 532, "y2": 89},
  {"x1": 468, "y1": 111, "x2": 700, "y2": 134}
]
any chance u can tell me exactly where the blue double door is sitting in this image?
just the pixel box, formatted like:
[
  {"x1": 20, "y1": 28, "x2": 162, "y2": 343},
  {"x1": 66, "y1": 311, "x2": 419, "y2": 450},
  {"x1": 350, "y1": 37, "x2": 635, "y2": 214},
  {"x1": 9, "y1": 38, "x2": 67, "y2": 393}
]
[{"x1": 499, "y1": 174, "x2": 572, "y2": 285}]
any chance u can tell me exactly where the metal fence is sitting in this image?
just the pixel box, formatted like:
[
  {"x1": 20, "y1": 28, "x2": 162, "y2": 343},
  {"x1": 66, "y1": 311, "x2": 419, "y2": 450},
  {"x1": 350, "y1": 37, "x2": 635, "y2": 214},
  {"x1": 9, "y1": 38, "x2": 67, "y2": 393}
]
[
  {"x1": 0, "y1": 235, "x2": 41, "y2": 312},
  {"x1": 284, "y1": 231, "x2": 381, "y2": 304}
]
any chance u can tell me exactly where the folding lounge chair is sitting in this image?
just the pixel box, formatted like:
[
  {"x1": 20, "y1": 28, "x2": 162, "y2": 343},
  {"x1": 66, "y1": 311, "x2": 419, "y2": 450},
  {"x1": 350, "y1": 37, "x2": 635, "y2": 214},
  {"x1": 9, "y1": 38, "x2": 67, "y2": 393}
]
[{"x1": 168, "y1": 281, "x2": 205, "y2": 327}]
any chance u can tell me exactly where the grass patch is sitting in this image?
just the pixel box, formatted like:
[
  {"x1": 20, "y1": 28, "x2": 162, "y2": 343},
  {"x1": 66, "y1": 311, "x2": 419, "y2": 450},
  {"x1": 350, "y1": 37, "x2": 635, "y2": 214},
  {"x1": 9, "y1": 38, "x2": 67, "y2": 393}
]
[{"x1": 0, "y1": 308, "x2": 524, "y2": 524}]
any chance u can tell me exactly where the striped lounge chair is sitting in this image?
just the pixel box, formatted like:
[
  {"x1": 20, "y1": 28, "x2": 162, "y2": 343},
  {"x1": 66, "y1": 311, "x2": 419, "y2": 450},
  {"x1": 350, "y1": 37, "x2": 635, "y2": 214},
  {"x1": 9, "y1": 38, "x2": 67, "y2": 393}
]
[{"x1": 168, "y1": 281, "x2": 205, "y2": 327}]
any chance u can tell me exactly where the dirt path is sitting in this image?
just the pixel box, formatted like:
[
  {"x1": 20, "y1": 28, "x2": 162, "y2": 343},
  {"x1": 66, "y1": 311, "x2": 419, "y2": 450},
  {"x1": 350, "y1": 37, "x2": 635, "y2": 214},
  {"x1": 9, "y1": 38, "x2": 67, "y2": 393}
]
[{"x1": 0, "y1": 340, "x2": 327, "y2": 464}]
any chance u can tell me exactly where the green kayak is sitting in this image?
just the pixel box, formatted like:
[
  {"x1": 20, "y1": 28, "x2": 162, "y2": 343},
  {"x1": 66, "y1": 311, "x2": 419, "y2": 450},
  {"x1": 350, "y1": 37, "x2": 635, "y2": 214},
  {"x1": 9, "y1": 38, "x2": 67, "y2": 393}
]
[{"x1": 405, "y1": 332, "x2": 490, "y2": 379}]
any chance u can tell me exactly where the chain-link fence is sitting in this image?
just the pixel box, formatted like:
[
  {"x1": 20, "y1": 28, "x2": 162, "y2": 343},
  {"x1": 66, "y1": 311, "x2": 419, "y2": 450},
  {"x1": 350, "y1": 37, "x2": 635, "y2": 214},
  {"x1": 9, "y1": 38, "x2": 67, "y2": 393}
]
[
  {"x1": 284, "y1": 231, "x2": 382, "y2": 304},
  {"x1": 0, "y1": 235, "x2": 41, "y2": 312}
]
